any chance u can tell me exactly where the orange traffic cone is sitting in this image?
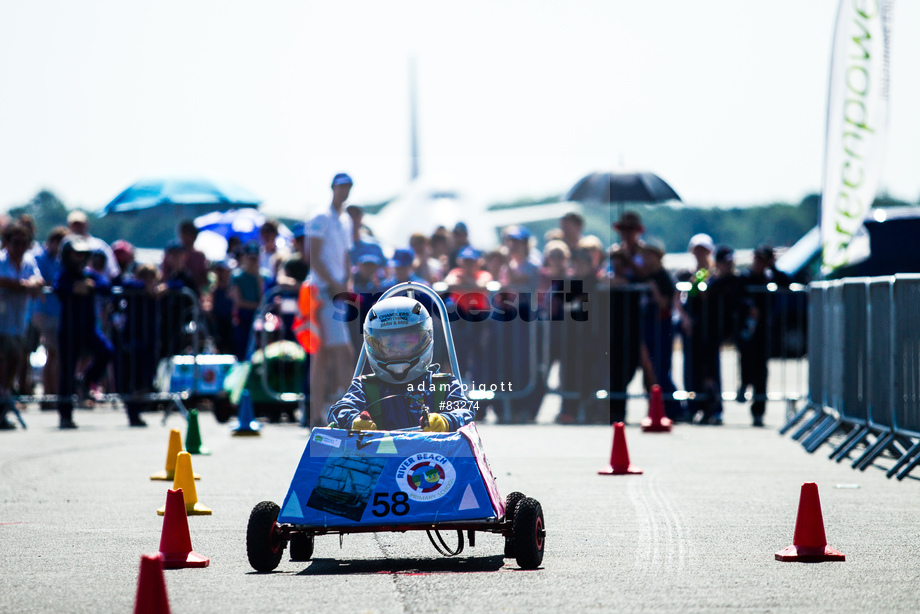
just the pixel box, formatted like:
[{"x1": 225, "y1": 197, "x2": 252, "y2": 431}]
[
  {"x1": 150, "y1": 429, "x2": 200, "y2": 481},
  {"x1": 641, "y1": 385, "x2": 673, "y2": 432},
  {"x1": 157, "y1": 452, "x2": 211, "y2": 516},
  {"x1": 158, "y1": 489, "x2": 210, "y2": 568},
  {"x1": 133, "y1": 553, "x2": 171, "y2": 614},
  {"x1": 775, "y1": 482, "x2": 845, "y2": 562},
  {"x1": 598, "y1": 422, "x2": 643, "y2": 475}
]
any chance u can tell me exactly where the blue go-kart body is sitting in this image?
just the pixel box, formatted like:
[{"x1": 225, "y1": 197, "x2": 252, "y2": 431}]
[
  {"x1": 278, "y1": 424, "x2": 503, "y2": 527},
  {"x1": 245, "y1": 283, "x2": 545, "y2": 572}
]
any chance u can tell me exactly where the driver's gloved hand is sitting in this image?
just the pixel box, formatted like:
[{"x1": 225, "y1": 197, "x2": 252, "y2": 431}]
[
  {"x1": 421, "y1": 413, "x2": 449, "y2": 432},
  {"x1": 351, "y1": 411, "x2": 378, "y2": 431}
]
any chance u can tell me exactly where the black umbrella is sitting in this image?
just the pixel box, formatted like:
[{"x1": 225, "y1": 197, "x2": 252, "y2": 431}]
[{"x1": 565, "y1": 171, "x2": 681, "y2": 205}]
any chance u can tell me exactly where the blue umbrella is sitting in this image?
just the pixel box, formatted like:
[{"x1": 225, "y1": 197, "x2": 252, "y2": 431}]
[
  {"x1": 194, "y1": 208, "x2": 293, "y2": 245},
  {"x1": 102, "y1": 177, "x2": 261, "y2": 215}
]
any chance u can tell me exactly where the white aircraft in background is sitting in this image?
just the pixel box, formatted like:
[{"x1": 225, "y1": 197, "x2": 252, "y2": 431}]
[
  {"x1": 359, "y1": 58, "x2": 582, "y2": 251},
  {"x1": 361, "y1": 176, "x2": 582, "y2": 251}
]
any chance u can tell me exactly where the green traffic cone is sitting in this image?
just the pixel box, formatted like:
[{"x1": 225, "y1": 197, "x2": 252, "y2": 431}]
[{"x1": 185, "y1": 409, "x2": 211, "y2": 455}]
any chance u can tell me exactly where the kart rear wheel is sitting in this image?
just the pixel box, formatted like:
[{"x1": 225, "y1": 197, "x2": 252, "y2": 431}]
[
  {"x1": 503, "y1": 491, "x2": 526, "y2": 558},
  {"x1": 289, "y1": 533, "x2": 314, "y2": 562},
  {"x1": 512, "y1": 497, "x2": 545, "y2": 570},
  {"x1": 247, "y1": 501, "x2": 286, "y2": 572}
]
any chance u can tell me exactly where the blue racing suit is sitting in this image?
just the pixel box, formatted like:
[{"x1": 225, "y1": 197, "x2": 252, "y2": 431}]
[{"x1": 328, "y1": 365, "x2": 474, "y2": 431}]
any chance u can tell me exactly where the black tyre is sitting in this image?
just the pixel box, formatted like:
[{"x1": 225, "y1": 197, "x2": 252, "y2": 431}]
[
  {"x1": 503, "y1": 491, "x2": 526, "y2": 558},
  {"x1": 247, "y1": 501, "x2": 286, "y2": 572},
  {"x1": 289, "y1": 532, "x2": 314, "y2": 562},
  {"x1": 512, "y1": 497, "x2": 545, "y2": 570}
]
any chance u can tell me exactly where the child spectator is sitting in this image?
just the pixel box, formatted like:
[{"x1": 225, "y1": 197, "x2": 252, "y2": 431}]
[
  {"x1": 483, "y1": 248, "x2": 508, "y2": 284},
  {"x1": 207, "y1": 260, "x2": 236, "y2": 355},
  {"x1": 112, "y1": 264, "x2": 161, "y2": 426},
  {"x1": 444, "y1": 247, "x2": 492, "y2": 386},
  {"x1": 410, "y1": 232, "x2": 444, "y2": 284},
  {"x1": 380, "y1": 248, "x2": 428, "y2": 293},
  {"x1": 177, "y1": 220, "x2": 210, "y2": 290},
  {"x1": 230, "y1": 241, "x2": 269, "y2": 360},
  {"x1": 259, "y1": 219, "x2": 289, "y2": 283},
  {"x1": 160, "y1": 241, "x2": 198, "y2": 358}
]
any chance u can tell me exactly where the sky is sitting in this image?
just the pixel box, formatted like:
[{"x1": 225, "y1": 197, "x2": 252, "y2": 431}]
[{"x1": 1, "y1": 0, "x2": 918, "y2": 219}]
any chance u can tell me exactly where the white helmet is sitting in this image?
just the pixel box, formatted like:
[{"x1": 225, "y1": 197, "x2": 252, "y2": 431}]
[{"x1": 364, "y1": 296, "x2": 434, "y2": 384}]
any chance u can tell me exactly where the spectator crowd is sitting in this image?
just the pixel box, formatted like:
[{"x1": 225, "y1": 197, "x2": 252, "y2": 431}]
[{"x1": 0, "y1": 173, "x2": 797, "y2": 431}]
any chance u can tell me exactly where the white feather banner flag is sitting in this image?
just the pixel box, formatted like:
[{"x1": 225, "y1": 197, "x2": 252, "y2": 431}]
[{"x1": 821, "y1": 0, "x2": 893, "y2": 275}]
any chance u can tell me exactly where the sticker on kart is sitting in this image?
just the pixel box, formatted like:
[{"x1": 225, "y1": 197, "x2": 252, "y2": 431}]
[{"x1": 278, "y1": 423, "x2": 502, "y2": 526}]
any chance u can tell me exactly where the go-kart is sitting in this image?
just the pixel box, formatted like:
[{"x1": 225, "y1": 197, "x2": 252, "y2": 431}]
[{"x1": 245, "y1": 282, "x2": 545, "y2": 571}]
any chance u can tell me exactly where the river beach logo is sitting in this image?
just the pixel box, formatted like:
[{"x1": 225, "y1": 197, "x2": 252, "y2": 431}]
[{"x1": 397, "y1": 453, "x2": 456, "y2": 502}]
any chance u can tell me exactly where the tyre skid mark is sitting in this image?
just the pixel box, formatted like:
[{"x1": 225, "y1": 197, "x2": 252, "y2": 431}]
[{"x1": 627, "y1": 473, "x2": 689, "y2": 579}]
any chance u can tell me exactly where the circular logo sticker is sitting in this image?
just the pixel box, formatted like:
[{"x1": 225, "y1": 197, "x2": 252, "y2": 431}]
[{"x1": 396, "y1": 453, "x2": 456, "y2": 502}]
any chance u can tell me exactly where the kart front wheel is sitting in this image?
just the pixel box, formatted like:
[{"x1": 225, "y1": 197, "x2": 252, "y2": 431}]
[
  {"x1": 247, "y1": 501, "x2": 286, "y2": 572},
  {"x1": 512, "y1": 497, "x2": 545, "y2": 570},
  {"x1": 289, "y1": 533, "x2": 314, "y2": 562}
]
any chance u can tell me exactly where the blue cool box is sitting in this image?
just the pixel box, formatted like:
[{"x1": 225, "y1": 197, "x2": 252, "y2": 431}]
[{"x1": 278, "y1": 424, "x2": 504, "y2": 527}]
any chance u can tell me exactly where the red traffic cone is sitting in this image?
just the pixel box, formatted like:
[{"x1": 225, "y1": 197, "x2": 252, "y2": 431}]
[
  {"x1": 775, "y1": 482, "x2": 845, "y2": 562},
  {"x1": 133, "y1": 553, "x2": 171, "y2": 614},
  {"x1": 641, "y1": 385, "x2": 673, "y2": 432},
  {"x1": 598, "y1": 422, "x2": 642, "y2": 475},
  {"x1": 158, "y1": 489, "x2": 210, "y2": 568}
]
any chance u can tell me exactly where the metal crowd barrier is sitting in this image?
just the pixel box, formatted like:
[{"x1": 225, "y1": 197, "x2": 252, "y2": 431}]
[
  {"x1": 782, "y1": 274, "x2": 920, "y2": 479},
  {"x1": 237, "y1": 279, "x2": 810, "y2": 427},
  {"x1": 14, "y1": 285, "x2": 206, "y2": 423}
]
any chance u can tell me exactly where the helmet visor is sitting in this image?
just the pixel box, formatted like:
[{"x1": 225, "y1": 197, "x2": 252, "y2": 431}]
[{"x1": 365, "y1": 324, "x2": 432, "y2": 361}]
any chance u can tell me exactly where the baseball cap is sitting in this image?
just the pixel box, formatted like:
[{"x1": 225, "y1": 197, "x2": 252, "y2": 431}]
[
  {"x1": 112, "y1": 239, "x2": 134, "y2": 257},
  {"x1": 688, "y1": 233, "x2": 714, "y2": 253},
  {"x1": 715, "y1": 245, "x2": 734, "y2": 263},
  {"x1": 67, "y1": 210, "x2": 88, "y2": 225},
  {"x1": 164, "y1": 240, "x2": 186, "y2": 253},
  {"x1": 504, "y1": 225, "x2": 531, "y2": 242},
  {"x1": 453, "y1": 222, "x2": 468, "y2": 234},
  {"x1": 331, "y1": 173, "x2": 353, "y2": 187},
  {"x1": 458, "y1": 246, "x2": 481, "y2": 261},
  {"x1": 389, "y1": 248, "x2": 414, "y2": 268},
  {"x1": 242, "y1": 240, "x2": 261, "y2": 256},
  {"x1": 356, "y1": 253, "x2": 382, "y2": 266},
  {"x1": 291, "y1": 222, "x2": 306, "y2": 239}
]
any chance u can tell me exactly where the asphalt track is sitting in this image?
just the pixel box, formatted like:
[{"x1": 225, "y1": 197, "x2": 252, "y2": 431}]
[{"x1": 2, "y1": 401, "x2": 919, "y2": 614}]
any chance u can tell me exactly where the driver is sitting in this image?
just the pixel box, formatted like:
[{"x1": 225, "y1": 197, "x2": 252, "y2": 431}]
[{"x1": 328, "y1": 296, "x2": 474, "y2": 432}]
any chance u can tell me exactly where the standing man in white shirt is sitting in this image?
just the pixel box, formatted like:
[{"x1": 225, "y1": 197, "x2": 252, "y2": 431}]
[{"x1": 306, "y1": 173, "x2": 354, "y2": 426}]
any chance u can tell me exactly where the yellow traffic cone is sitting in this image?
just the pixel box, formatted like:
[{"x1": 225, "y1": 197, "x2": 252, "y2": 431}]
[
  {"x1": 157, "y1": 452, "x2": 211, "y2": 516},
  {"x1": 150, "y1": 429, "x2": 200, "y2": 481}
]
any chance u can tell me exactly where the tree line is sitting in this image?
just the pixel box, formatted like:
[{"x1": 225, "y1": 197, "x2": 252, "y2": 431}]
[{"x1": 5, "y1": 189, "x2": 917, "y2": 255}]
